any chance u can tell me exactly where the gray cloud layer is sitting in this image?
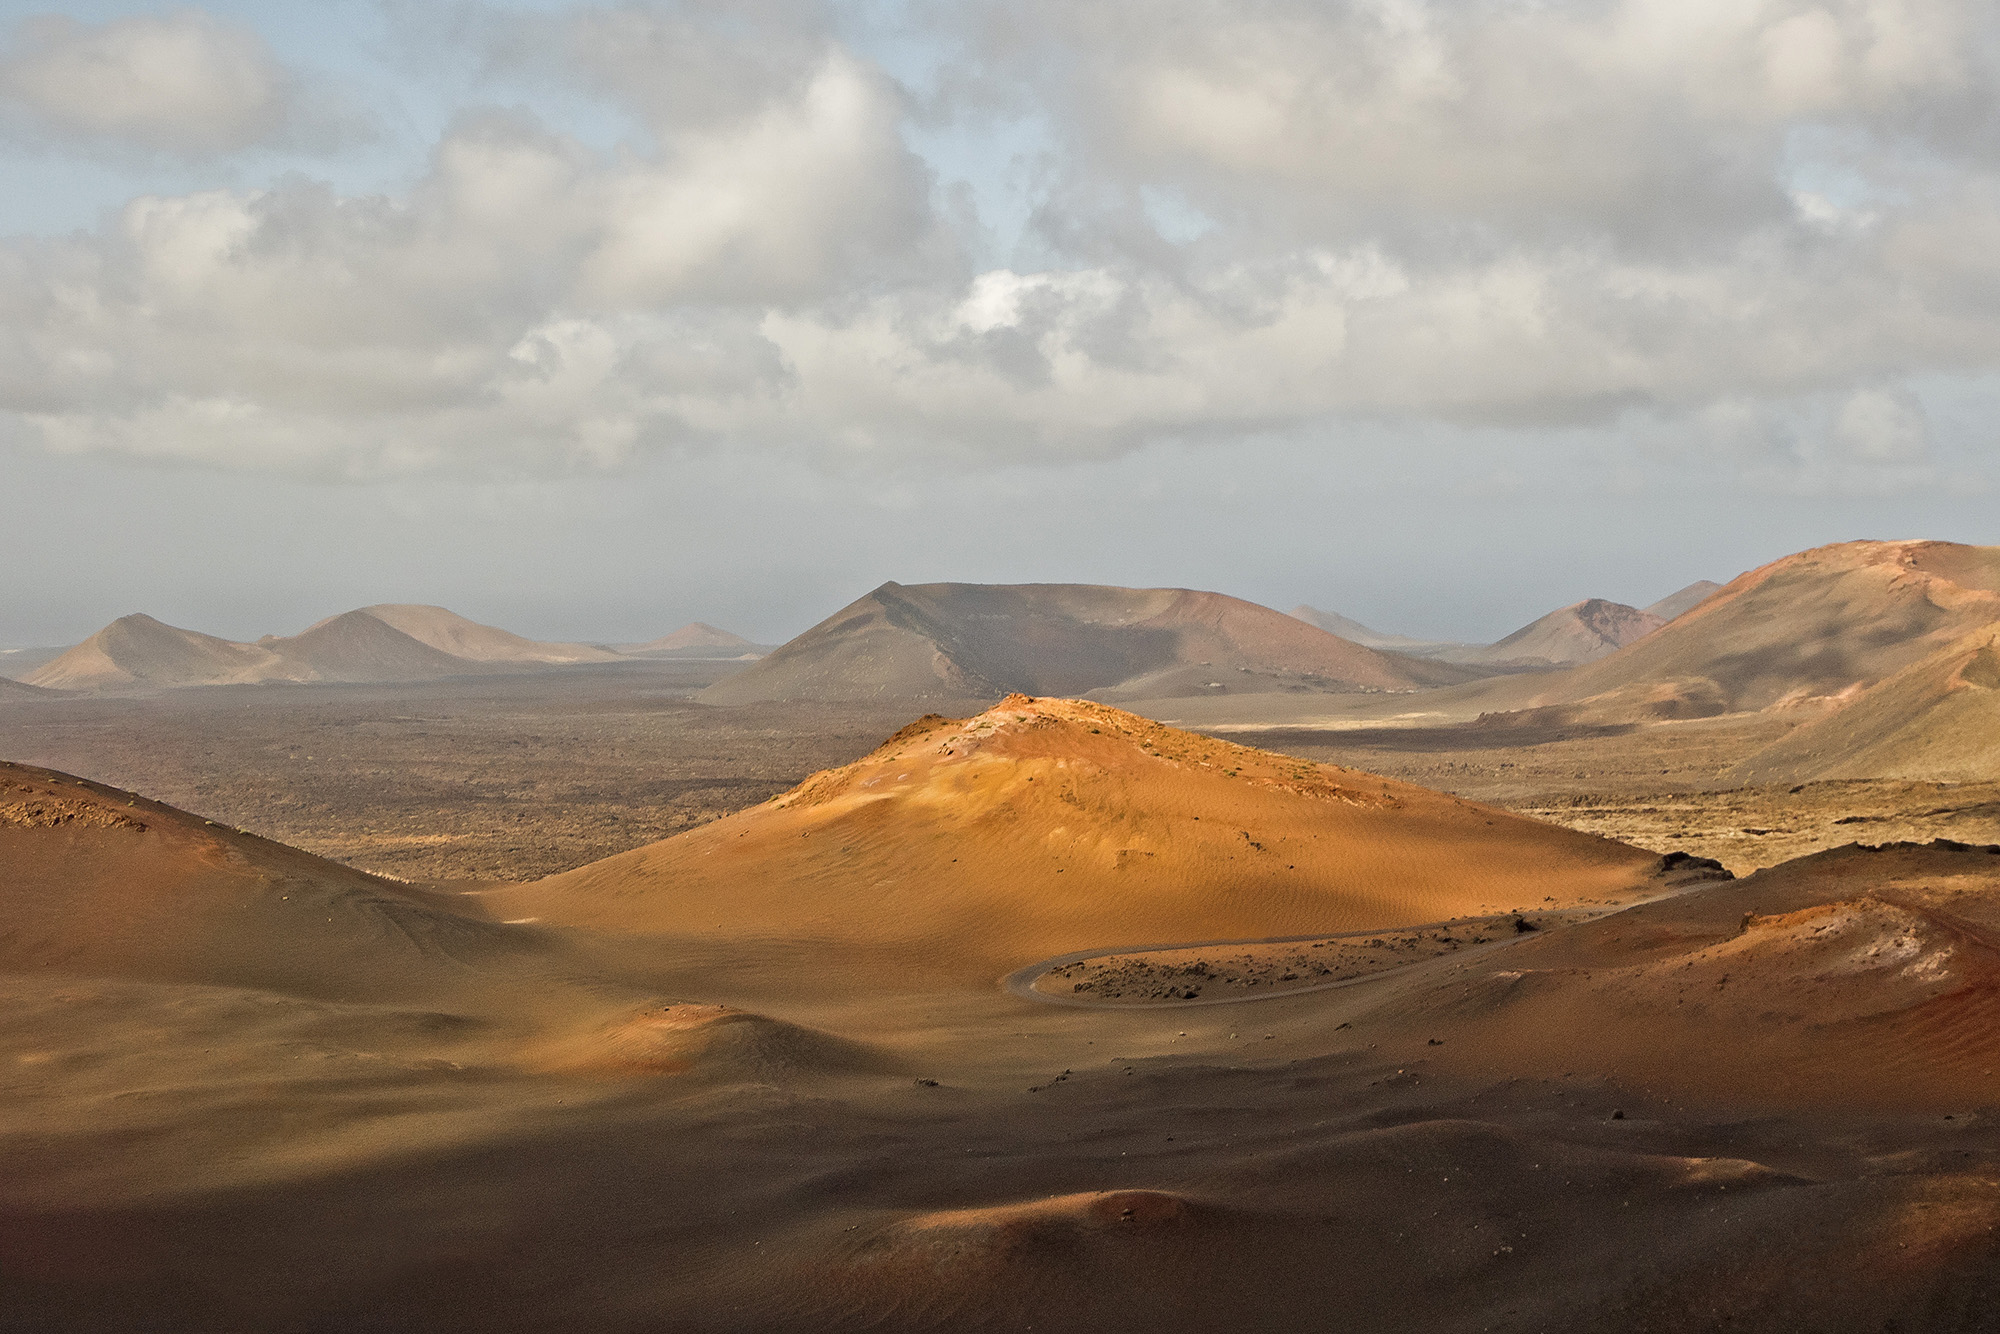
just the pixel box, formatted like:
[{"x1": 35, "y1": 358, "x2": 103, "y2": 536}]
[{"x1": 1, "y1": 0, "x2": 1997, "y2": 486}]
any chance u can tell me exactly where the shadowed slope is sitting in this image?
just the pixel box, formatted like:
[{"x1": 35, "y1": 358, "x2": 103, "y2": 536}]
[
  {"x1": 1734, "y1": 628, "x2": 2000, "y2": 783},
  {"x1": 701, "y1": 582, "x2": 1474, "y2": 707},
  {"x1": 492, "y1": 696, "x2": 1661, "y2": 975},
  {"x1": 0, "y1": 760, "x2": 537, "y2": 1002},
  {"x1": 260, "y1": 611, "x2": 494, "y2": 684}
]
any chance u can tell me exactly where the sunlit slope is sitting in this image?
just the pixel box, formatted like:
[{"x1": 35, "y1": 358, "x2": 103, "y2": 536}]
[
  {"x1": 496, "y1": 696, "x2": 1661, "y2": 971},
  {"x1": 0, "y1": 760, "x2": 540, "y2": 1002},
  {"x1": 1518, "y1": 540, "x2": 2000, "y2": 720},
  {"x1": 25, "y1": 613, "x2": 287, "y2": 691}
]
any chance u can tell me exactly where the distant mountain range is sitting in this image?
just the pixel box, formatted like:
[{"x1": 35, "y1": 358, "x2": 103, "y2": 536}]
[
  {"x1": 1292, "y1": 579, "x2": 1720, "y2": 670},
  {"x1": 1298, "y1": 541, "x2": 2000, "y2": 784},
  {"x1": 13, "y1": 546, "x2": 1996, "y2": 787},
  {"x1": 13, "y1": 607, "x2": 763, "y2": 693},
  {"x1": 700, "y1": 582, "x2": 1477, "y2": 707},
  {"x1": 616, "y1": 623, "x2": 772, "y2": 659},
  {"x1": 1524, "y1": 541, "x2": 2000, "y2": 782},
  {"x1": 1285, "y1": 606, "x2": 1447, "y2": 652}
]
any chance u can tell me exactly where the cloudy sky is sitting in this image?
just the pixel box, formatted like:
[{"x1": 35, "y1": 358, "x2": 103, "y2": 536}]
[{"x1": 3, "y1": 0, "x2": 1997, "y2": 647}]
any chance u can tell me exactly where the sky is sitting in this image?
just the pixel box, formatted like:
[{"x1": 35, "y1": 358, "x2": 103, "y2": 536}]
[{"x1": 2, "y1": 0, "x2": 1998, "y2": 647}]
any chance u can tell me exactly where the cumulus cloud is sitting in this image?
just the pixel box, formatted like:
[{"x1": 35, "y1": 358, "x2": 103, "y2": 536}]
[
  {"x1": 0, "y1": 25, "x2": 943, "y2": 476},
  {"x1": 0, "y1": 9, "x2": 330, "y2": 155},
  {"x1": 1, "y1": 0, "x2": 1998, "y2": 479}
]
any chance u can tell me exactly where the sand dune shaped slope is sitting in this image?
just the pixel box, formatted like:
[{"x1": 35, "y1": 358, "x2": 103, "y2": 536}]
[
  {"x1": 811, "y1": 1111, "x2": 1999, "y2": 1334},
  {"x1": 0, "y1": 760, "x2": 546, "y2": 1002},
  {"x1": 493, "y1": 696, "x2": 1662, "y2": 974}
]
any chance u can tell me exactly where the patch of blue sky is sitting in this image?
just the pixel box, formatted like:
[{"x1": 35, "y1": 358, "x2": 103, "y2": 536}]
[
  {"x1": 1140, "y1": 184, "x2": 1214, "y2": 246},
  {"x1": 1778, "y1": 124, "x2": 1908, "y2": 217},
  {"x1": 0, "y1": 1, "x2": 651, "y2": 238}
]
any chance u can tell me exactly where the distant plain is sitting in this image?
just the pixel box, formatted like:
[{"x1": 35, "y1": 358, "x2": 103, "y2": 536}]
[
  {"x1": 2, "y1": 665, "x2": 1995, "y2": 886},
  {"x1": 0, "y1": 660, "x2": 916, "y2": 882}
]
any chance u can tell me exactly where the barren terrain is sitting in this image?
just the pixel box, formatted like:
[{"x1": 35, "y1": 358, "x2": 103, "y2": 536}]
[
  {"x1": 1021, "y1": 911, "x2": 1593, "y2": 1005},
  {"x1": 4, "y1": 674, "x2": 1998, "y2": 884},
  {"x1": 5, "y1": 701, "x2": 2000, "y2": 1333},
  {"x1": 1221, "y1": 714, "x2": 2000, "y2": 874},
  {"x1": 0, "y1": 663, "x2": 910, "y2": 881}
]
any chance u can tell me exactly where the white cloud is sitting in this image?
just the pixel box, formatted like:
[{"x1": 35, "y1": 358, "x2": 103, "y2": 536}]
[
  {"x1": 0, "y1": 29, "x2": 940, "y2": 476},
  {"x1": 580, "y1": 52, "x2": 931, "y2": 303},
  {"x1": 0, "y1": 10, "x2": 314, "y2": 155},
  {"x1": 0, "y1": 0, "x2": 1998, "y2": 482},
  {"x1": 957, "y1": 0, "x2": 1998, "y2": 253}
]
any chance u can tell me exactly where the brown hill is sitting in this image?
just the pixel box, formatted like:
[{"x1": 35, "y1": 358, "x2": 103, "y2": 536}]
[
  {"x1": 258, "y1": 611, "x2": 494, "y2": 685},
  {"x1": 489, "y1": 696, "x2": 1662, "y2": 976},
  {"x1": 23, "y1": 605, "x2": 625, "y2": 693},
  {"x1": 1644, "y1": 579, "x2": 1724, "y2": 621},
  {"x1": 619, "y1": 622, "x2": 766, "y2": 657},
  {"x1": 1439, "y1": 598, "x2": 1665, "y2": 669},
  {"x1": 24, "y1": 613, "x2": 288, "y2": 691},
  {"x1": 0, "y1": 675, "x2": 50, "y2": 700},
  {"x1": 1514, "y1": 540, "x2": 2000, "y2": 722},
  {"x1": 0, "y1": 760, "x2": 539, "y2": 1001},
  {"x1": 353, "y1": 605, "x2": 625, "y2": 664},
  {"x1": 1732, "y1": 627, "x2": 2000, "y2": 783},
  {"x1": 1411, "y1": 839, "x2": 2000, "y2": 1109},
  {"x1": 700, "y1": 583, "x2": 1475, "y2": 707}
]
